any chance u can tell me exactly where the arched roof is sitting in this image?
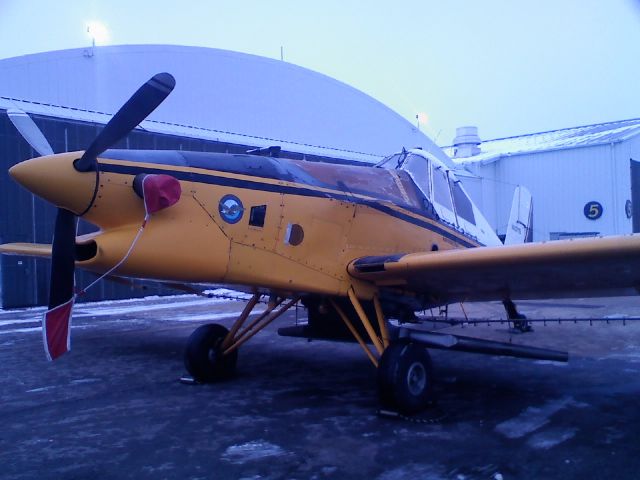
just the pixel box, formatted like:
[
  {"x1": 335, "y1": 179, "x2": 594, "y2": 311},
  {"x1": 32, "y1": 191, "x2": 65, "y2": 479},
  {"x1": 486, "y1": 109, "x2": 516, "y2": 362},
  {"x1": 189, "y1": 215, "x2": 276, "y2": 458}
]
[{"x1": 0, "y1": 44, "x2": 449, "y2": 163}]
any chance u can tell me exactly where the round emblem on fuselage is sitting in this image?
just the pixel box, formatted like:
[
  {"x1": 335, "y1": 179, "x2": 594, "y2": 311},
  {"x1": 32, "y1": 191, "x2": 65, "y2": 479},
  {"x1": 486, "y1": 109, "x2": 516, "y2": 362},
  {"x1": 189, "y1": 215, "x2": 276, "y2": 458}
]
[{"x1": 218, "y1": 194, "x2": 244, "y2": 224}]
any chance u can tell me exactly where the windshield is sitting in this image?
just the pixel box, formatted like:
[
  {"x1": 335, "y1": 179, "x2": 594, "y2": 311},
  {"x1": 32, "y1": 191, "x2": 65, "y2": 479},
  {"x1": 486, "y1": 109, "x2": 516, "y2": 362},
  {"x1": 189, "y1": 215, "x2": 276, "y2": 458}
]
[
  {"x1": 293, "y1": 159, "x2": 424, "y2": 210},
  {"x1": 377, "y1": 152, "x2": 431, "y2": 199},
  {"x1": 379, "y1": 150, "x2": 501, "y2": 245},
  {"x1": 378, "y1": 150, "x2": 478, "y2": 226}
]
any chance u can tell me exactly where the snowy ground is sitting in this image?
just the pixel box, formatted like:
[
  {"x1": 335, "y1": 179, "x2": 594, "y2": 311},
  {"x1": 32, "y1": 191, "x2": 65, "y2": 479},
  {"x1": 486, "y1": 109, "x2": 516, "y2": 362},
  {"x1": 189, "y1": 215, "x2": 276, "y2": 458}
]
[{"x1": 1, "y1": 295, "x2": 639, "y2": 479}]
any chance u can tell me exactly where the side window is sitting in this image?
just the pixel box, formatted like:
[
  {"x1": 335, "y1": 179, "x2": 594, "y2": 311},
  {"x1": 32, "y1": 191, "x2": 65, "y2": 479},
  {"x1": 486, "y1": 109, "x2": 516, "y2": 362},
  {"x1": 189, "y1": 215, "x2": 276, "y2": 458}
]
[
  {"x1": 450, "y1": 179, "x2": 476, "y2": 225},
  {"x1": 432, "y1": 167, "x2": 453, "y2": 211},
  {"x1": 249, "y1": 205, "x2": 267, "y2": 227},
  {"x1": 403, "y1": 154, "x2": 430, "y2": 199}
]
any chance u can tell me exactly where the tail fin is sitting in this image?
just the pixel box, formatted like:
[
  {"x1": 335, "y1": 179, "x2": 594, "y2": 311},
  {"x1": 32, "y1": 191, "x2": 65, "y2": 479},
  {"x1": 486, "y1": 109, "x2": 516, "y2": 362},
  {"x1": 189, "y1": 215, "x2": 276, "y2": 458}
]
[{"x1": 504, "y1": 186, "x2": 533, "y2": 244}]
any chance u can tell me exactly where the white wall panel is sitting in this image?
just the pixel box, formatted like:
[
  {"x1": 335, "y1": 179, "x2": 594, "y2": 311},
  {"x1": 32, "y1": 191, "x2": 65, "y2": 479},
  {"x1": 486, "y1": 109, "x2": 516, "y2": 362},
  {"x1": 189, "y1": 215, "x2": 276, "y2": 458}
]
[{"x1": 466, "y1": 139, "x2": 640, "y2": 241}]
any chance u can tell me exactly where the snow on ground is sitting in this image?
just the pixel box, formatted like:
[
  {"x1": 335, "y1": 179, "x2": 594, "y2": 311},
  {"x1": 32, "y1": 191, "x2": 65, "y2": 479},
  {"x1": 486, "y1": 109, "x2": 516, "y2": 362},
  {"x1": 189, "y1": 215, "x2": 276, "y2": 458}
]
[
  {"x1": 0, "y1": 288, "x2": 258, "y2": 335},
  {"x1": 527, "y1": 427, "x2": 579, "y2": 450},
  {"x1": 494, "y1": 396, "x2": 586, "y2": 439},
  {"x1": 221, "y1": 440, "x2": 289, "y2": 465}
]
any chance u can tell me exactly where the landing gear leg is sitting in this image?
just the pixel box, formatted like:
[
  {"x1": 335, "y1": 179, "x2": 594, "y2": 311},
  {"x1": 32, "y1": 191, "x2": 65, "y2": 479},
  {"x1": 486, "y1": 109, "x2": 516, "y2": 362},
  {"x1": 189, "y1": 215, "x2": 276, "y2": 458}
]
[
  {"x1": 331, "y1": 288, "x2": 435, "y2": 415},
  {"x1": 503, "y1": 299, "x2": 533, "y2": 333}
]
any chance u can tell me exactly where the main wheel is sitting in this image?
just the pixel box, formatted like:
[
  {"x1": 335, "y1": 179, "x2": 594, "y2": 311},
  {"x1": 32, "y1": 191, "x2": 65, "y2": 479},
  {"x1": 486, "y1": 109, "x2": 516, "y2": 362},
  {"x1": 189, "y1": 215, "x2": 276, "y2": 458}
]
[
  {"x1": 184, "y1": 323, "x2": 238, "y2": 382},
  {"x1": 377, "y1": 341, "x2": 433, "y2": 415}
]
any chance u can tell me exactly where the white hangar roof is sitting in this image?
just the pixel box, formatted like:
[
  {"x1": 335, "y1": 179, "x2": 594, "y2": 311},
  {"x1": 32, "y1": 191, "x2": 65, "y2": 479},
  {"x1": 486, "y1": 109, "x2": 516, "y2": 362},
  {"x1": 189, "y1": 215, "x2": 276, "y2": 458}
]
[
  {"x1": 0, "y1": 44, "x2": 448, "y2": 164},
  {"x1": 445, "y1": 118, "x2": 640, "y2": 166}
]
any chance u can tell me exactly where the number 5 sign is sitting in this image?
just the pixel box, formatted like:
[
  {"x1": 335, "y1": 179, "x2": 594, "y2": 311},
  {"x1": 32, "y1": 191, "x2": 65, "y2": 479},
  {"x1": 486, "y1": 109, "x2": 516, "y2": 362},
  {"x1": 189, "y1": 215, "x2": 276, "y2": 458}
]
[{"x1": 584, "y1": 201, "x2": 603, "y2": 220}]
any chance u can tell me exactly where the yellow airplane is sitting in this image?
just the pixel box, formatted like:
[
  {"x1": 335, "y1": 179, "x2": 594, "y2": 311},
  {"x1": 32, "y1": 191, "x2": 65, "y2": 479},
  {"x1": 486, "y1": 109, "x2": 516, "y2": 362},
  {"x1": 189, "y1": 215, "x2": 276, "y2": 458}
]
[{"x1": 3, "y1": 73, "x2": 640, "y2": 414}]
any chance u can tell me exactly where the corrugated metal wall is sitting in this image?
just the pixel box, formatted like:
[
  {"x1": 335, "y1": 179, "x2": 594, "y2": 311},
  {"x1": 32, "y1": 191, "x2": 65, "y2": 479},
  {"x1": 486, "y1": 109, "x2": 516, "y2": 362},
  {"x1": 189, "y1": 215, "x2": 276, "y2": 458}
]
[{"x1": 466, "y1": 141, "x2": 638, "y2": 242}]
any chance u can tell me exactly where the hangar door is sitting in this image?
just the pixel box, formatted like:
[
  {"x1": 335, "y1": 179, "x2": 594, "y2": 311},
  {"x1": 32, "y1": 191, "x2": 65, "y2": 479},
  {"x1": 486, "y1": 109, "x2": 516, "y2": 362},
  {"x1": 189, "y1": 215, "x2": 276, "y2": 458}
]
[{"x1": 632, "y1": 159, "x2": 640, "y2": 233}]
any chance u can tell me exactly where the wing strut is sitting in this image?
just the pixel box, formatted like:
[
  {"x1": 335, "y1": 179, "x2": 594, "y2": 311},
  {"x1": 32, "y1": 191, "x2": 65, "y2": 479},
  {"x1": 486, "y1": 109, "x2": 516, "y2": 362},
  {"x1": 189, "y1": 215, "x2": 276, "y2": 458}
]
[
  {"x1": 221, "y1": 294, "x2": 301, "y2": 356},
  {"x1": 329, "y1": 298, "x2": 379, "y2": 367},
  {"x1": 347, "y1": 288, "x2": 385, "y2": 355},
  {"x1": 326, "y1": 288, "x2": 391, "y2": 368},
  {"x1": 318, "y1": 287, "x2": 569, "y2": 367}
]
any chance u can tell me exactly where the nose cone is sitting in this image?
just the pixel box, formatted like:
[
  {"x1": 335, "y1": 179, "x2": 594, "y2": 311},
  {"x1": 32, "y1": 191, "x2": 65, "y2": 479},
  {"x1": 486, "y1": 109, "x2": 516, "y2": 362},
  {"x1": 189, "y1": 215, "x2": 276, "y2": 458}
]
[{"x1": 9, "y1": 152, "x2": 97, "y2": 215}]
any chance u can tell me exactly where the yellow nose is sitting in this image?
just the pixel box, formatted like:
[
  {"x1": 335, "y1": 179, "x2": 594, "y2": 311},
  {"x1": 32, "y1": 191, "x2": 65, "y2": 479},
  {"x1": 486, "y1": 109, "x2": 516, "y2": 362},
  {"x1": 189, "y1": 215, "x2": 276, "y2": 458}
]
[{"x1": 9, "y1": 152, "x2": 97, "y2": 215}]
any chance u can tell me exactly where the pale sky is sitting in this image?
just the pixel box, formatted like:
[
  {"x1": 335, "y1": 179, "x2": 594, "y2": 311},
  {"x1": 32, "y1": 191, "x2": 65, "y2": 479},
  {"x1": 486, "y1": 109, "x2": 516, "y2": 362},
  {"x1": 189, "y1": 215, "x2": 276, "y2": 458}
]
[{"x1": 1, "y1": 0, "x2": 640, "y2": 144}]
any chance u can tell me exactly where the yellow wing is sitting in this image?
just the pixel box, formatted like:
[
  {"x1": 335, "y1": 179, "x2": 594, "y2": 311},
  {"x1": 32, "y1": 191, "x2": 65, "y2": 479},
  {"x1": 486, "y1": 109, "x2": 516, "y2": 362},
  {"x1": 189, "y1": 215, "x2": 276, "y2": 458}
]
[
  {"x1": 0, "y1": 243, "x2": 52, "y2": 258},
  {"x1": 348, "y1": 234, "x2": 640, "y2": 303}
]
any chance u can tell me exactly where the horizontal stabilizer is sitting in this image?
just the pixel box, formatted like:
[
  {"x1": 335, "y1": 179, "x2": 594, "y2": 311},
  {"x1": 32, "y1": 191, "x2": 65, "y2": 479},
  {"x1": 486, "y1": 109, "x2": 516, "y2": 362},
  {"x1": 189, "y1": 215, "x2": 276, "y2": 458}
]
[{"x1": 0, "y1": 242, "x2": 53, "y2": 258}]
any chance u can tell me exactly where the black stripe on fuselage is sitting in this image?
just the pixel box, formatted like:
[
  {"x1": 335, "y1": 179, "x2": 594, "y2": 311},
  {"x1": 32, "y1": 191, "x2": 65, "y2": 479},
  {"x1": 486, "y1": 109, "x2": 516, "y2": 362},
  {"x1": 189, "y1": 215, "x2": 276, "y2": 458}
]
[{"x1": 98, "y1": 161, "x2": 481, "y2": 249}]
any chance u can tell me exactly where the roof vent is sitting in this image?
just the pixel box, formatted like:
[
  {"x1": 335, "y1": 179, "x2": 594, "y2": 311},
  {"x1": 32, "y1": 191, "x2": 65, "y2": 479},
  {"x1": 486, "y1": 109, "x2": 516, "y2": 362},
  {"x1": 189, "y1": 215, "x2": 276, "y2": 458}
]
[{"x1": 453, "y1": 126, "x2": 481, "y2": 158}]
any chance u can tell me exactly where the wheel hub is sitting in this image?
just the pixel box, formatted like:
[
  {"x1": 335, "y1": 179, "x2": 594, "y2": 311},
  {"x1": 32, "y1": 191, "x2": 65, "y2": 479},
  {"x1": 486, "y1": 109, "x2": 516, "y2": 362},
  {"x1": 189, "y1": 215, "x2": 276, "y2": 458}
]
[
  {"x1": 207, "y1": 347, "x2": 217, "y2": 363},
  {"x1": 406, "y1": 361, "x2": 427, "y2": 396}
]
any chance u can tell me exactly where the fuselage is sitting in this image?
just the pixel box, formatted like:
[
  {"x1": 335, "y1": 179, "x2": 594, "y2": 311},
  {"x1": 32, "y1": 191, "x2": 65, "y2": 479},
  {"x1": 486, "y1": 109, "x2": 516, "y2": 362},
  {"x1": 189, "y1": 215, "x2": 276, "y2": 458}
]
[{"x1": 10, "y1": 148, "x2": 496, "y2": 300}]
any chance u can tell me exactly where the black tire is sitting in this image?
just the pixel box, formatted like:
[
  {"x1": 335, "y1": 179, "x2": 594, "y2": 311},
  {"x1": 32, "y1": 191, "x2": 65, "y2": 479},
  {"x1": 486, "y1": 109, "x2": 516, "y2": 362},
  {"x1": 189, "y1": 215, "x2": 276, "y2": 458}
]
[
  {"x1": 377, "y1": 341, "x2": 433, "y2": 415},
  {"x1": 184, "y1": 324, "x2": 238, "y2": 382}
]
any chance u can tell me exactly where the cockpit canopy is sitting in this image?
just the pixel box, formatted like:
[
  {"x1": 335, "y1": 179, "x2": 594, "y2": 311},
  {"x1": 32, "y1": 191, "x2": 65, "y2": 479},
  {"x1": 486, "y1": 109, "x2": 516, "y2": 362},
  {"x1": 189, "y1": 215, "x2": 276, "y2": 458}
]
[{"x1": 376, "y1": 149, "x2": 497, "y2": 245}]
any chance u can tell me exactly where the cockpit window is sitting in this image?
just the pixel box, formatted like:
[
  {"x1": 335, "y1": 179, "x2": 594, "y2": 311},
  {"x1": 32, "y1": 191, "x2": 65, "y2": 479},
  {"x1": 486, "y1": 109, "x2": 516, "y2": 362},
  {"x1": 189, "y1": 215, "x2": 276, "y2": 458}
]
[
  {"x1": 294, "y1": 160, "x2": 422, "y2": 210},
  {"x1": 450, "y1": 177, "x2": 476, "y2": 225},
  {"x1": 432, "y1": 165, "x2": 453, "y2": 211},
  {"x1": 378, "y1": 150, "x2": 498, "y2": 244},
  {"x1": 378, "y1": 152, "x2": 431, "y2": 200},
  {"x1": 402, "y1": 154, "x2": 431, "y2": 199},
  {"x1": 395, "y1": 169, "x2": 428, "y2": 208},
  {"x1": 381, "y1": 151, "x2": 477, "y2": 227}
]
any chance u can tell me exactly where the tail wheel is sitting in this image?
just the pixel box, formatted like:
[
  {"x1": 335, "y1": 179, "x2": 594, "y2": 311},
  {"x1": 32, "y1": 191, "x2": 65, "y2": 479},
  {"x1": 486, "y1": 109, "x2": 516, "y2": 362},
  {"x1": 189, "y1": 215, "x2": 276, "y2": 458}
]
[
  {"x1": 184, "y1": 324, "x2": 238, "y2": 382},
  {"x1": 377, "y1": 341, "x2": 433, "y2": 414}
]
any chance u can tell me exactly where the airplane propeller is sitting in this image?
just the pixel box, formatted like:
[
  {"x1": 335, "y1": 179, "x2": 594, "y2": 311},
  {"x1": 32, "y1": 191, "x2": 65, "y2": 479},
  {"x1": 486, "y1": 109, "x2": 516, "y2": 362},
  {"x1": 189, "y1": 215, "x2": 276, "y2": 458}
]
[{"x1": 7, "y1": 72, "x2": 176, "y2": 360}]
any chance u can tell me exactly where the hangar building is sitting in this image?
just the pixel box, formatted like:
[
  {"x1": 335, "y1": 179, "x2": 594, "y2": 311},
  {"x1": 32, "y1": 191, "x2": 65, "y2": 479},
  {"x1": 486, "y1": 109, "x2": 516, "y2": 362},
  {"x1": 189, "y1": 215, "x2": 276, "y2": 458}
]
[
  {"x1": 0, "y1": 44, "x2": 444, "y2": 308},
  {"x1": 446, "y1": 120, "x2": 640, "y2": 242}
]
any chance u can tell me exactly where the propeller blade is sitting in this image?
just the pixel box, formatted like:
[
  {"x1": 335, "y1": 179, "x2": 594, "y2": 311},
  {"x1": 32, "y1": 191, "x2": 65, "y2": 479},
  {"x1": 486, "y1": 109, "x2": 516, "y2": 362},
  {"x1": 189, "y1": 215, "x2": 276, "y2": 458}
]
[
  {"x1": 43, "y1": 208, "x2": 77, "y2": 360},
  {"x1": 7, "y1": 109, "x2": 54, "y2": 157},
  {"x1": 74, "y1": 72, "x2": 176, "y2": 172},
  {"x1": 49, "y1": 208, "x2": 77, "y2": 309}
]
